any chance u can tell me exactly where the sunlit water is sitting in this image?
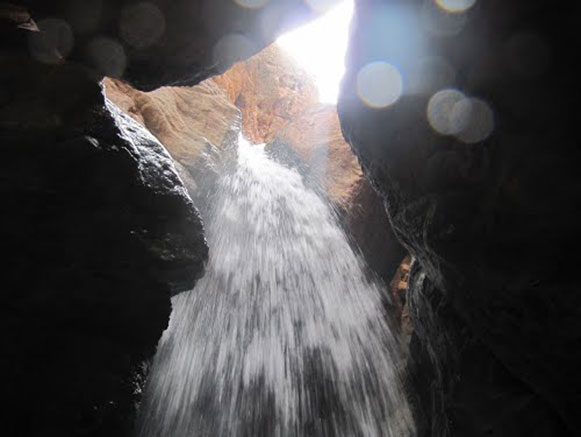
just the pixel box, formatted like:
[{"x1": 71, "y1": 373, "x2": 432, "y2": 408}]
[{"x1": 137, "y1": 136, "x2": 415, "y2": 437}]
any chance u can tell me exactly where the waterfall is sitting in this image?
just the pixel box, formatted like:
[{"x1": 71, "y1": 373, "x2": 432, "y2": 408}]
[{"x1": 137, "y1": 136, "x2": 415, "y2": 437}]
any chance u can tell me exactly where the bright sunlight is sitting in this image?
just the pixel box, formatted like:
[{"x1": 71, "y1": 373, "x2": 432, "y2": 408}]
[{"x1": 276, "y1": 1, "x2": 354, "y2": 104}]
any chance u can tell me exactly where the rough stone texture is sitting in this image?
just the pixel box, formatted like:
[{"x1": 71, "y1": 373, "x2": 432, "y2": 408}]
[
  {"x1": 338, "y1": 0, "x2": 580, "y2": 435},
  {"x1": 406, "y1": 263, "x2": 569, "y2": 437},
  {"x1": 0, "y1": 55, "x2": 207, "y2": 435},
  {"x1": 104, "y1": 76, "x2": 241, "y2": 206},
  {"x1": 16, "y1": 0, "x2": 323, "y2": 90},
  {"x1": 267, "y1": 104, "x2": 405, "y2": 283},
  {"x1": 104, "y1": 77, "x2": 240, "y2": 164},
  {"x1": 103, "y1": 77, "x2": 242, "y2": 219},
  {"x1": 213, "y1": 44, "x2": 318, "y2": 144},
  {"x1": 389, "y1": 255, "x2": 412, "y2": 336}
]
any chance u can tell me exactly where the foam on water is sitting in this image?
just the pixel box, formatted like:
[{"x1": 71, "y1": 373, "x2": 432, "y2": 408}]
[{"x1": 137, "y1": 136, "x2": 415, "y2": 436}]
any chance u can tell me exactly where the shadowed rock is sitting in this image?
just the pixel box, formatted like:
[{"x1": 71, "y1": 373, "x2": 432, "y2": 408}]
[
  {"x1": 338, "y1": 0, "x2": 581, "y2": 435},
  {"x1": 0, "y1": 57, "x2": 207, "y2": 436},
  {"x1": 8, "y1": 0, "x2": 326, "y2": 90}
]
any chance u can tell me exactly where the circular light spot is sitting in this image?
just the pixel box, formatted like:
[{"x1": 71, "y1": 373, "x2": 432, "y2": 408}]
[
  {"x1": 213, "y1": 33, "x2": 257, "y2": 71},
  {"x1": 357, "y1": 62, "x2": 403, "y2": 108},
  {"x1": 427, "y1": 89, "x2": 466, "y2": 135},
  {"x1": 453, "y1": 98, "x2": 494, "y2": 143},
  {"x1": 234, "y1": 0, "x2": 269, "y2": 8},
  {"x1": 120, "y1": 2, "x2": 165, "y2": 49},
  {"x1": 435, "y1": 0, "x2": 477, "y2": 13},
  {"x1": 87, "y1": 37, "x2": 126, "y2": 77},
  {"x1": 448, "y1": 97, "x2": 473, "y2": 134},
  {"x1": 28, "y1": 18, "x2": 74, "y2": 64},
  {"x1": 304, "y1": 0, "x2": 341, "y2": 13}
]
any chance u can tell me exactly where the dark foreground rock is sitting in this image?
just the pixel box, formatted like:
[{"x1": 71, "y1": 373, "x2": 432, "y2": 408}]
[
  {"x1": 339, "y1": 0, "x2": 581, "y2": 435},
  {"x1": 0, "y1": 56, "x2": 207, "y2": 435},
  {"x1": 12, "y1": 0, "x2": 323, "y2": 90}
]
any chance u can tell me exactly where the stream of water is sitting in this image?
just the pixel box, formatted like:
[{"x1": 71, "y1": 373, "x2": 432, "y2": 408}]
[{"x1": 137, "y1": 136, "x2": 415, "y2": 436}]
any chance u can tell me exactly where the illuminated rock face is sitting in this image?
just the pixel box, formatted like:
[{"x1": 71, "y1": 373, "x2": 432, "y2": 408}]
[
  {"x1": 339, "y1": 0, "x2": 581, "y2": 435},
  {"x1": 104, "y1": 76, "x2": 242, "y2": 207},
  {"x1": 213, "y1": 44, "x2": 319, "y2": 144},
  {"x1": 104, "y1": 77, "x2": 241, "y2": 164}
]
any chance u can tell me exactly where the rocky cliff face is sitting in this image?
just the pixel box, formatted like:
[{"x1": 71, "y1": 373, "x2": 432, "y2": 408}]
[
  {"x1": 104, "y1": 77, "x2": 240, "y2": 164},
  {"x1": 104, "y1": 77, "x2": 241, "y2": 207},
  {"x1": 338, "y1": 0, "x2": 580, "y2": 435},
  {"x1": 213, "y1": 44, "x2": 318, "y2": 144}
]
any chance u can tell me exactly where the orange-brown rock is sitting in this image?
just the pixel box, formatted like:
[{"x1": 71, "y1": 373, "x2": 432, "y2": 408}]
[
  {"x1": 105, "y1": 45, "x2": 405, "y2": 285},
  {"x1": 104, "y1": 77, "x2": 241, "y2": 169},
  {"x1": 390, "y1": 255, "x2": 413, "y2": 336},
  {"x1": 268, "y1": 104, "x2": 361, "y2": 210},
  {"x1": 213, "y1": 44, "x2": 318, "y2": 144}
]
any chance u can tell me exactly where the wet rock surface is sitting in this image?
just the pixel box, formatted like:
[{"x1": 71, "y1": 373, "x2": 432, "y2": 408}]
[
  {"x1": 406, "y1": 263, "x2": 570, "y2": 437},
  {"x1": 104, "y1": 77, "x2": 241, "y2": 164},
  {"x1": 0, "y1": 57, "x2": 207, "y2": 435},
  {"x1": 338, "y1": 0, "x2": 581, "y2": 435},
  {"x1": 104, "y1": 76, "x2": 242, "y2": 207}
]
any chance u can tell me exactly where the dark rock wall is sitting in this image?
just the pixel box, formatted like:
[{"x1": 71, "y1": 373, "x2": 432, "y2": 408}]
[
  {"x1": 15, "y1": 0, "x2": 322, "y2": 90},
  {"x1": 0, "y1": 55, "x2": 208, "y2": 435},
  {"x1": 339, "y1": 0, "x2": 580, "y2": 435}
]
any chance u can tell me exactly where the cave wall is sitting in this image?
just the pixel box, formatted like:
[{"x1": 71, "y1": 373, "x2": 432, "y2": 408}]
[
  {"x1": 338, "y1": 0, "x2": 581, "y2": 435},
  {"x1": 4, "y1": 0, "x2": 579, "y2": 435},
  {"x1": 213, "y1": 44, "x2": 319, "y2": 144},
  {"x1": 0, "y1": 56, "x2": 208, "y2": 435},
  {"x1": 104, "y1": 76, "x2": 242, "y2": 208},
  {"x1": 10, "y1": 0, "x2": 324, "y2": 90}
]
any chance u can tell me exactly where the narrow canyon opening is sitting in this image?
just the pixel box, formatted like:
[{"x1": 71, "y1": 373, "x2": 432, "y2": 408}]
[
  {"x1": 2, "y1": 0, "x2": 578, "y2": 436},
  {"x1": 104, "y1": 3, "x2": 414, "y2": 434}
]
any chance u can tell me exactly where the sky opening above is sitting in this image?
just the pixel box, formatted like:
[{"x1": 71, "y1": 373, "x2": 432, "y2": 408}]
[{"x1": 276, "y1": 1, "x2": 354, "y2": 104}]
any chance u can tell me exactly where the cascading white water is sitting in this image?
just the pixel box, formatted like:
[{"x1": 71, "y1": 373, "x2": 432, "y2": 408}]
[{"x1": 137, "y1": 136, "x2": 415, "y2": 437}]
